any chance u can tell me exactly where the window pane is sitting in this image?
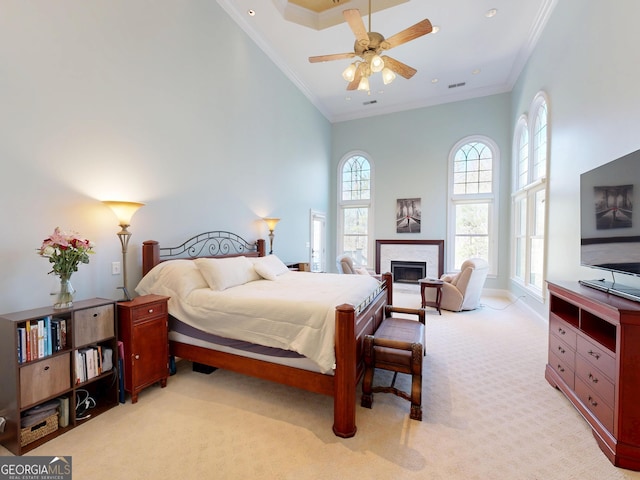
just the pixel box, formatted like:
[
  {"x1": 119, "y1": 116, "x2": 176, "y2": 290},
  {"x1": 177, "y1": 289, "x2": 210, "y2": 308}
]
[
  {"x1": 533, "y1": 102, "x2": 547, "y2": 180},
  {"x1": 341, "y1": 156, "x2": 370, "y2": 201},
  {"x1": 453, "y1": 142, "x2": 493, "y2": 195},
  {"x1": 454, "y1": 203, "x2": 489, "y2": 268},
  {"x1": 515, "y1": 237, "x2": 525, "y2": 279},
  {"x1": 529, "y1": 238, "x2": 544, "y2": 289},
  {"x1": 518, "y1": 127, "x2": 529, "y2": 190},
  {"x1": 342, "y1": 207, "x2": 368, "y2": 266},
  {"x1": 533, "y1": 189, "x2": 545, "y2": 236}
]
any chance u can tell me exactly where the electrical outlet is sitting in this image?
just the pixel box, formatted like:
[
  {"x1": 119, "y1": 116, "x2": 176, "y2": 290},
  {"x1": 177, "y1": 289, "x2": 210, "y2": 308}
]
[{"x1": 112, "y1": 261, "x2": 121, "y2": 275}]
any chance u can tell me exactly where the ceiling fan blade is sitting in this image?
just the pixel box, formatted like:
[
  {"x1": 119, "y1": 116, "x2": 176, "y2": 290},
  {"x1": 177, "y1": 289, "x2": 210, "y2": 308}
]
[
  {"x1": 381, "y1": 55, "x2": 417, "y2": 79},
  {"x1": 346, "y1": 64, "x2": 365, "y2": 90},
  {"x1": 343, "y1": 9, "x2": 370, "y2": 48},
  {"x1": 309, "y1": 52, "x2": 356, "y2": 63},
  {"x1": 383, "y1": 19, "x2": 433, "y2": 50}
]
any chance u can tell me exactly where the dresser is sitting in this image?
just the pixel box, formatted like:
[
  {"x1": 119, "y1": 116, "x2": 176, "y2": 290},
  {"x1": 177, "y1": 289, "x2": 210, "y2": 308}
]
[{"x1": 545, "y1": 281, "x2": 640, "y2": 471}]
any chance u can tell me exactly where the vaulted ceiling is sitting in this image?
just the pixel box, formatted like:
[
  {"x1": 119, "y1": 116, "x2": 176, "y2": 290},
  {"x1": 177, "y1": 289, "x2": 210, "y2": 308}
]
[{"x1": 218, "y1": 0, "x2": 557, "y2": 122}]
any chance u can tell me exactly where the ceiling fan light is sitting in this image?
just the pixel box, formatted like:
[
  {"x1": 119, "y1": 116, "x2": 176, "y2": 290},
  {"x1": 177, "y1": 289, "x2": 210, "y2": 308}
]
[
  {"x1": 370, "y1": 54, "x2": 384, "y2": 73},
  {"x1": 342, "y1": 63, "x2": 357, "y2": 82},
  {"x1": 382, "y1": 67, "x2": 396, "y2": 85},
  {"x1": 357, "y1": 76, "x2": 370, "y2": 91}
]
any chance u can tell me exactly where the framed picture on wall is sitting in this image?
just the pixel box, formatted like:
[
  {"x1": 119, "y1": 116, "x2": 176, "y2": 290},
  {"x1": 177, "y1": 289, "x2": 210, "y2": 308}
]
[{"x1": 396, "y1": 198, "x2": 421, "y2": 233}]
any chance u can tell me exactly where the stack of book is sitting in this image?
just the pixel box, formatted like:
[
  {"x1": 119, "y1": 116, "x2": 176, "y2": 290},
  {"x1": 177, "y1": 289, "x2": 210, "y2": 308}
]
[
  {"x1": 16, "y1": 316, "x2": 67, "y2": 363},
  {"x1": 75, "y1": 346, "x2": 112, "y2": 384}
]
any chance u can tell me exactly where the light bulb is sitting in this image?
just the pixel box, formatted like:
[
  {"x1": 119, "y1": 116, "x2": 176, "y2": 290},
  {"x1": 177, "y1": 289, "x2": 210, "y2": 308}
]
[
  {"x1": 357, "y1": 76, "x2": 370, "y2": 91},
  {"x1": 342, "y1": 63, "x2": 357, "y2": 82},
  {"x1": 370, "y1": 54, "x2": 384, "y2": 73},
  {"x1": 382, "y1": 67, "x2": 396, "y2": 85}
]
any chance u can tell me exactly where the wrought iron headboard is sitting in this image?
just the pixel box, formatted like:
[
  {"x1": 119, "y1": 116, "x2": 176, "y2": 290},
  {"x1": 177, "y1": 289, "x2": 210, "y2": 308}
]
[{"x1": 142, "y1": 231, "x2": 266, "y2": 276}]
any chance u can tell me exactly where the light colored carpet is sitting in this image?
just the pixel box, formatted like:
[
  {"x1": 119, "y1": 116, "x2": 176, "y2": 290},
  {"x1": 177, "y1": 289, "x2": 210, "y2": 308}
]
[{"x1": 5, "y1": 289, "x2": 640, "y2": 479}]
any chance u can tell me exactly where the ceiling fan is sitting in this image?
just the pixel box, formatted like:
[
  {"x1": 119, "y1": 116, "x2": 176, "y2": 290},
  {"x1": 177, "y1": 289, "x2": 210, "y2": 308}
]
[{"x1": 308, "y1": 0, "x2": 433, "y2": 92}]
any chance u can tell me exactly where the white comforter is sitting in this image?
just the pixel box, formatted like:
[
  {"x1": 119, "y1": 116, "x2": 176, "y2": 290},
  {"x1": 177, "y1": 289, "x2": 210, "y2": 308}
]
[{"x1": 140, "y1": 269, "x2": 381, "y2": 374}]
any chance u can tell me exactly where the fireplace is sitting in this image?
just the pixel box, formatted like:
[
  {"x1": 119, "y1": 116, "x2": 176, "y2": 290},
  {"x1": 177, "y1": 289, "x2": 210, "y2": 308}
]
[
  {"x1": 376, "y1": 240, "x2": 444, "y2": 280},
  {"x1": 391, "y1": 261, "x2": 427, "y2": 284}
]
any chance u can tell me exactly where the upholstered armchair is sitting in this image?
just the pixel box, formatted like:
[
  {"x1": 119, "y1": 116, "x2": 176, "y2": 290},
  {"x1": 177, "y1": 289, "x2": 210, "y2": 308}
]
[
  {"x1": 425, "y1": 258, "x2": 489, "y2": 312},
  {"x1": 336, "y1": 255, "x2": 370, "y2": 275}
]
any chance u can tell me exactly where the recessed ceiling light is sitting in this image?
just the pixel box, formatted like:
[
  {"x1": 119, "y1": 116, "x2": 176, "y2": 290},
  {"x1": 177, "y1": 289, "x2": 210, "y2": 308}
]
[
  {"x1": 248, "y1": 9, "x2": 256, "y2": 16},
  {"x1": 431, "y1": 78, "x2": 439, "y2": 84},
  {"x1": 485, "y1": 8, "x2": 497, "y2": 18},
  {"x1": 432, "y1": 25, "x2": 440, "y2": 34},
  {"x1": 346, "y1": 96, "x2": 352, "y2": 101},
  {"x1": 472, "y1": 69, "x2": 481, "y2": 75}
]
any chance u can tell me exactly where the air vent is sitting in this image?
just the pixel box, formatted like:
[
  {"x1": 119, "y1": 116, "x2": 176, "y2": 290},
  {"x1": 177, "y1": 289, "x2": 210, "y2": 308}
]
[
  {"x1": 363, "y1": 100, "x2": 378, "y2": 106},
  {"x1": 448, "y1": 82, "x2": 466, "y2": 89}
]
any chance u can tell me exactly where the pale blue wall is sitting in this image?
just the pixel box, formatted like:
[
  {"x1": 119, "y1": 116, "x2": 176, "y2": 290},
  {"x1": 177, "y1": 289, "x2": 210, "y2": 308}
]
[
  {"x1": 330, "y1": 94, "x2": 512, "y2": 291},
  {"x1": 3, "y1": 0, "x2": 640, "y2": 317},
  {"x1": 0, "y1": 1, "x2": 330, "y2": 312},
  {"x1": 510, "y1": 0, "x2": 640, "y2": 316}
]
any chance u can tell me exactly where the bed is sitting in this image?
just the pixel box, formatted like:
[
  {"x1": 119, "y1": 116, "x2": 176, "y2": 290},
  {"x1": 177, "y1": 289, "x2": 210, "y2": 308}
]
[{"x1": 138, "y1": 231, "x2": 392, "y2": 437}]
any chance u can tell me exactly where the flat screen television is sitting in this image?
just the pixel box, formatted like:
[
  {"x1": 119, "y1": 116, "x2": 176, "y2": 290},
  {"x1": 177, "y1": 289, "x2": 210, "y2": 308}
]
[{"x1": 580, "y1": 148, "x2": 640, "y2": 301}]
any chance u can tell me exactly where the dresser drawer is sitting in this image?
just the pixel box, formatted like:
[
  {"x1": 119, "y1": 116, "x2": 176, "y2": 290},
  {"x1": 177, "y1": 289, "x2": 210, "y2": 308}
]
[
  {"x1": 20, "y1": 352, "x2": 71, "y2": 407},
  {"x1": 549, "y1": 334, "x2": 575, "y2": 370},
  {"x1": 576, "y1": 335, "x2": 615, "y2": 380},
  {"x1": 75, "y1": 304, "x2": 115, "y2": 347},
  {"x1": 131, "y1": 301, "x2": 168, "y2": 324},
  {"x1": 549, "y1": 314, "x2": 577, "y2": 348},
  {"x1": 575, "y1": 376, "x2": 614, "y2": 433},
  {"x1": 575, "y1": 354, "x2": 615, "y2": 407},
  {"x1": 548, "y1": 351, "x2": 575, "y2": 389}
]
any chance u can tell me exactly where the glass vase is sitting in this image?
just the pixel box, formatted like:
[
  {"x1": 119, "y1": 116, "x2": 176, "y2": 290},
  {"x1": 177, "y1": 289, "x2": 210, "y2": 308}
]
[{"x1": 53, "y1": 275, "x2": 75, "y2": 309}]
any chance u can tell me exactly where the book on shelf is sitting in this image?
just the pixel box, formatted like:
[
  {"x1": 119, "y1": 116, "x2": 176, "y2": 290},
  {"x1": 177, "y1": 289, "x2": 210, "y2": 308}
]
[
  {"x1": 16, "y1": 316, "x2": 68, "y2": 363},
  {"x1": 57, "y1": 396, "x2": 69, "y2": 428}
]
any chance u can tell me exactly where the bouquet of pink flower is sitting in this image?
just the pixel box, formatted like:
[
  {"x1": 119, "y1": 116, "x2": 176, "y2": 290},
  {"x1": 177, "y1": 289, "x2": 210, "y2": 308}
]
[{"x1": 37, "y1": 227, "x2": 95, "y2": 277}]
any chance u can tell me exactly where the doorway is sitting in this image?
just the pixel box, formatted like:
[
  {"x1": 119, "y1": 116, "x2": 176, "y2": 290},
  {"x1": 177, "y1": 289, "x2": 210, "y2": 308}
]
[{"x1": 310, "y1": 210, "x2": 326, "y2": 272}]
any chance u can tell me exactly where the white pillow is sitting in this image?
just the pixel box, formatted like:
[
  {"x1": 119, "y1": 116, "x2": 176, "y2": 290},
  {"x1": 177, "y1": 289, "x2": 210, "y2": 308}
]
[
  {"x1": 253, "y1": 255, "x2": 289, "y2": 281},
  {"x1": 135, "y1": 260, "x2": 208, "y2": 299},
  {"x1": 195, "y1": 256, "x2": 260, "y2": 291}
]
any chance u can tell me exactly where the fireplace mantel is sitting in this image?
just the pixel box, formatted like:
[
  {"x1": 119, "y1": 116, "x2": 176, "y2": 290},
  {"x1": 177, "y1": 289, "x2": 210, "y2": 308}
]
[{"x1": 375, "y1": 240, "x2": 444, "y2": 279}]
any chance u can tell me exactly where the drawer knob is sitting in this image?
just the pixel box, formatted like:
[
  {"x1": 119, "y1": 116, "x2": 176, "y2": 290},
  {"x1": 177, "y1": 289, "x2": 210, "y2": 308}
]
[
  {"x1": 588, "y1": 373, "x2": 599, "y2": 384},
  {"x1": 148, "y1": 308, "x2": 154, "y2": 314},
  {"x1": 135, "y1": 354, "x2": 140, "y2": 360},
  {"x1": 556, "y1": 364, "x2": 565, "y2": 373},
  {"x1": 44, "y1": 365, "x2": 50, "y2": 371},
  {"x1": 557, "y1": 345, "x2": 565, "y2": 354},
  {"x1": 588, "y1": 350, "x2": 601, "y2": 360},
  {"x1": 558, "y1": 327, "x2": 566, "y2": 335},
  {"x1": 588, "y1": 395, "x2": 598, "y2": 407}
]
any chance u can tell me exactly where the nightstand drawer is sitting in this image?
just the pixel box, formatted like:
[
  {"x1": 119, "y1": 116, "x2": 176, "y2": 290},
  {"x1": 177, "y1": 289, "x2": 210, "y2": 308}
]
[
  {"x1": 131, "y1": 301, "x2": 168, "y2": 323},
  {"x1": 74, "y1": 304, "x2": 115, "y2": 347},
  {"x1": 20, "y1": 352, "x2": 71, "y2": 406}
]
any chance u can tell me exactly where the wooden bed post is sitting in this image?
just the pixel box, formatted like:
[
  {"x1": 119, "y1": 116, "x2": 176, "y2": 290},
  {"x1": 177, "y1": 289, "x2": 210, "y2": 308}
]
[
  {"x1": 142, "y1": 240, "x2": 160, "y2": 276},
  {"x1": 333, "y1": 303, "x2": 357, "y2": 438}
]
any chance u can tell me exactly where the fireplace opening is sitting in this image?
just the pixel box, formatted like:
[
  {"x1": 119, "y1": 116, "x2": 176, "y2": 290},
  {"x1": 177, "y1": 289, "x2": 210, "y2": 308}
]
[{"x1": 391, "y1": 261, "x2": 427, "y2": 284}]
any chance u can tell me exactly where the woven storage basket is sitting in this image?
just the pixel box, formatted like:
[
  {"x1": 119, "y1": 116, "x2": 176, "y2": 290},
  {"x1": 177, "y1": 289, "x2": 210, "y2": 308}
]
[{"x1": 20, "y1": 412, "x2": 59, "y2": 447}]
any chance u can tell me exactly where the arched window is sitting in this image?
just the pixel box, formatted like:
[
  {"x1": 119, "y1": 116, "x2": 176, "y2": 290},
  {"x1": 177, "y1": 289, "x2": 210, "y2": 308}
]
[
  {"x1": 512, "y1": 92, "x2": 549, "y2": 298},
  {"x1": 448, "y1": 137, "x2": 499, "y2": 273},
  {"x1": 338, "y1": 153, "x2": 373, "y2": 268}
]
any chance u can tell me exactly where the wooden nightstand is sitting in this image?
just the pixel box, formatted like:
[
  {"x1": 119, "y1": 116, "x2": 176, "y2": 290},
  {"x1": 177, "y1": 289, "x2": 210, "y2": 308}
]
[{"x1": 117, "y1": 294, "x2": 170, "y2": 403}]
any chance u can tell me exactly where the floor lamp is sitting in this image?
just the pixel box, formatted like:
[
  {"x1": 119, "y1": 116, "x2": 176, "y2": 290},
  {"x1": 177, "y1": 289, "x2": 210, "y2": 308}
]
[
  {"x1": 103, "y1": 201, "x2": 144, "y2": 301},
  {"x1": 263, "y1": 217, "x2": 280, "y2": 255}
]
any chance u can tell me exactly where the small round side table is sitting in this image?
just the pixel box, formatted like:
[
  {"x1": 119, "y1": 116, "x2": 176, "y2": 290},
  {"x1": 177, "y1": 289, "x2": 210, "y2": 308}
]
[{"x1": 419, "y1": 278, "x2": 444, "y2": 315}]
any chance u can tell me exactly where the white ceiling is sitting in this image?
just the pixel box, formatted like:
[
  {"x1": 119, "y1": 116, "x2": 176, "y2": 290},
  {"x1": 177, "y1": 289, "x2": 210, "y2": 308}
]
[{"x1": 218, "y1": 0, "x2": 557, "y2": 123}]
